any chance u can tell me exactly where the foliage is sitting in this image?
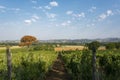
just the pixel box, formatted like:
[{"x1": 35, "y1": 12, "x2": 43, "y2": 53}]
[
  {"x1": 0, "y1": 42, "x2": 18, "y2": 47},
  {"x1": 19, "y1": 35, "x2": 37, "y2": 47},
  {"x1": 0, "y1": 48, "x2": 57, "y2": 80},
  {"x1": 105, "y1": 42, "x2": 115, "y2": 50},
  {"x1": 62, "y1": 50, "x2": 120, "y2": 80},
  {"x1": 33, "y1": 44, "x2": 54, "y2": 51},
  {"x1": 115, "y1": 42, "x2": 120, "y2": 49},
  {"x1": 87, "y1": 41, "x2": 100, "y2": 52}
]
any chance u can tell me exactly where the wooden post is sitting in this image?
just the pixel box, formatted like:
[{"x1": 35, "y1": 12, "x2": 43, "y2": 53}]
[
  {"x1": 6, "y1": 47, "x2": 12, "y2": 80},
  {"x1": 92, "y1": 50, "x2": 97, "y2": 80}
]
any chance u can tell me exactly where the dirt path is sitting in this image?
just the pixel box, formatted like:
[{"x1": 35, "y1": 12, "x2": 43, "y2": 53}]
[{"x1": 45, "y1": 53, "x2": 71, "y2": 80}]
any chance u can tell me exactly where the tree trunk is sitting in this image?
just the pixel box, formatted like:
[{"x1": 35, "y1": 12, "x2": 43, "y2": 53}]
[
  {"x1": 92, "y1": 50, "x2": 96, "y2": 80},
  {"x1": 6, "y1": 47, "x2": 12, "y2": 80}
]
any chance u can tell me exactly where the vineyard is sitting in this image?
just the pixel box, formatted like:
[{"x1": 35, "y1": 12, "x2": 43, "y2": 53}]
[
  {"x1": 0, "y1": 45, "x2": 120, "y2": 80},
  {"x1": 0, "y1": 48, "x2": 57, "y2": 80},
  {"x1": 61, "y1": 50, "x2": 120, "y2": 80}
]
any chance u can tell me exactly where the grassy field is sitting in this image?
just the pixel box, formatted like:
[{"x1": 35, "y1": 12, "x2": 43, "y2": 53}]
[
  {"x1": 0, "y1": 48, "x2": 57, "y2": 80},
  {"x1": 0, "y1": 46, "x2": 21, "y2": 50}
]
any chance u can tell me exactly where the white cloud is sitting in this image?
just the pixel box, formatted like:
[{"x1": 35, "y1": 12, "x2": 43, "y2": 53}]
[
  {"x1": 66, "y1": 11, "x2": 73, "y2": 15},
  {"x1": 107, "y1": 10, "x2": 113, "y2": 16},
  {"x1": 61, "y1": 20, "x2": 71, "y2": 26},
  {"x1": 67, "y1": 20, "x2": 71, "y2": 24},
  {"x1": 0, "y1": 5, "x2": 6, "y2": 13},
  {"x1": 91, "y1": 23, "x2": 95, "y2": 26},
  {"x1": 32, "y1": 15, "x2": 39, "y2": 20},
  {"x1": 66, "y1": 11, "x2": 85, "y2": 20},
  {"x1": 9, "y1": 8, "x2": 20, "y2": 12},
  {"x1": 99, "y1": 13, "x2": 107, "y2": 20},
  {"x1": 78, "y1": 12, "x2": 85, "y2": 17},
  {"x1": 0, "y1": 5, "x2": 6, "y2": 9},
  {"x1": 31, "y1": 15, "x2": 39, "y2": 22},
  {"x1": 50, "y1": 1, "x2": 58, "y2": 7},
  {"x1": 24, "y1": 15, "x2": 40, "y2": 24},
  {"x1": 24, "y1": 20, "x2": 32, "y2": 25},
  {"x1": 61, "y1": 23, "x2": 66, "y2": 26},
  {"x1": 31, "y1": 18, "x2": 36, "y2": 22},
  {"x1": 33, "y1": 6, "x2": 42, "y2": 10},
  {"x1": 31, "y1": 0, "x2": 37, "y2": 4},
  {"x1": 86, "y1": 23, "x2": 95, "y2": 27},
  {"x1": 89, "y1": 6, "x2": 96, "y2": 12},
  {"x1": 73, "y1": 12, "x2": 85, "y2": 18},
  {"x1": 44, "y1": 6, "x2": 51, "y2": 10},
  {"x1": 33, "y1": 6, "x2": 48, "y2": 13},
  {"x1": 41, "y1": 1, "x2": 58, "y2": 11},
  {"x1": 55, "y1": 24, "x2": 59, "y2": 27},
  {"x1": 46, "y1": 13, "x2": 57, "y2": 19},
  {"x1": 99, "y1": 10, "x2": 113, "y2": 21},
  {"x1": 0, "y1": 5, "x2": 21, "y2": 13}
]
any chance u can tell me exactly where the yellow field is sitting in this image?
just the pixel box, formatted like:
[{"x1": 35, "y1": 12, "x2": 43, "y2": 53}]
[
  {"x1": 0, "y1": 46, "x2": 21, "y2": 50},
  {"x1": 54, "y1": 45, "x2": 85, "y2": 51},
  {"x1": 54, "y1": 45, "x2": 106, "y2": 51}
]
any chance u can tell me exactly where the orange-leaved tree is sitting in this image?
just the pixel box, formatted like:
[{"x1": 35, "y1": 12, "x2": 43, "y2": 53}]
[{"x1": 19, "y1": 35, "x2": 37, "y2": 48}]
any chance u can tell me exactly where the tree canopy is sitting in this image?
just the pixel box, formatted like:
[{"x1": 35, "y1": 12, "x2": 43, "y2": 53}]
[
  {"x1": 19, "y1": 35, "x2": 37, "y2": 47},
  {"x1": 115, "y1": 42, "x2": 120, "y2": 49},
  {"x1": 87, "y1": 41, "x2": 100, "y2": 52},
  {"x1": 105, "y1": 42, "x2": 120, "y2": 50}
]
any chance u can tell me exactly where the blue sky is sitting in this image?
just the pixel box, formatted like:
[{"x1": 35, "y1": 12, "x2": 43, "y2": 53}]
[{"x1": 0, "y1": 0, "x2": 120, "y2": 40}]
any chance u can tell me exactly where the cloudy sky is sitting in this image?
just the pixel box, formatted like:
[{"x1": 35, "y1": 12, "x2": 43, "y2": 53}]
[{"x1": 0, "y1": 0, "x2": 120, "y2": 40}]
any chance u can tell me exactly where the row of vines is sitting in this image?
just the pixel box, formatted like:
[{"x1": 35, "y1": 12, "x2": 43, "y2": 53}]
[
  {"x1": 0, "y1": 48, "x2": 57, "y2": 80},
  {"x1": 61, "y1": 50, "x2": 120, "y2": 80}
]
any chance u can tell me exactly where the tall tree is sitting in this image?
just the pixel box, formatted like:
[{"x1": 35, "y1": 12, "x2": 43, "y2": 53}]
[
  {"x1": 19, "y1": 35, "x2": 37, "y2": 48},
  {"x1": 87, "y1": 41, "x2": 100, "y2": 80}
]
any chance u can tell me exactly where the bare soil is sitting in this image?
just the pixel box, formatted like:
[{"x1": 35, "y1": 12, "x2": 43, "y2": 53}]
[{"x1": 45, "y1": 54, "x2": 72, "y2": 80}]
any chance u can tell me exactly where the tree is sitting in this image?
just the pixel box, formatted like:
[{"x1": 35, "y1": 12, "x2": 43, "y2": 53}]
[
  {"x1": 87, "y1": 41, "x2": 100, "y2": 80},
  {"x1": 105, "y1": 42, "x2": 115, "y2": 50},
  {"x1": 115, "y1": 42, "x2": 120, "y2": 49},
  {"x1": 19, "y1": 35, "x2": 37, "y2": 48}
]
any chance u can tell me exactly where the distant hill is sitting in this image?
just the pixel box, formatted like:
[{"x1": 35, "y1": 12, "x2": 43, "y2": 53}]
[
  {"x1": 40, "y1": 38, "x2": 120, "y2": 43},
  {"x1": 0, "y1": 38, "x2": 120, "y2": 44}
]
